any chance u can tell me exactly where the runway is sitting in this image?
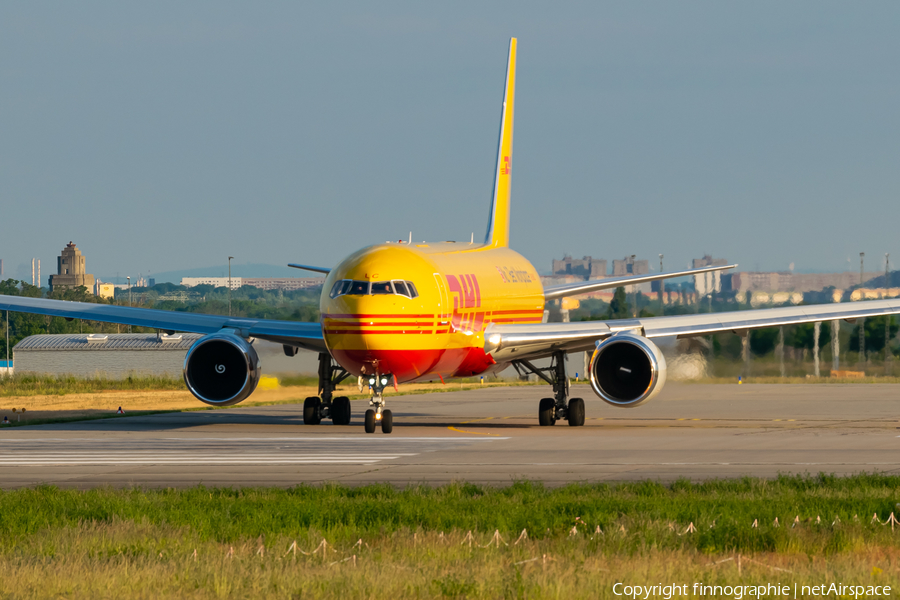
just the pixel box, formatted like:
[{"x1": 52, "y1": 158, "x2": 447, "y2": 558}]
[{"x1": 2, "y1": 382, "x2": 900, "y2": 488}]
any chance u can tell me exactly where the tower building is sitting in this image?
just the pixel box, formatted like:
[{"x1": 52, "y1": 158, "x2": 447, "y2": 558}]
[{"x1": 49, "y1": 242, "x2": 95, "y2": 293}]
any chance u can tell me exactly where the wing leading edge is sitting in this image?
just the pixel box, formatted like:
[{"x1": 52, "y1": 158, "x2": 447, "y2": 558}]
[
  {"x1": 543, "y1": 264, "x2": 736, "y2": 300},
  {"x1": 484, "y1": 297, "x2": 900, "y2": 362},
  {"x1": 0, "y1": 295, "x2": 325, "y2": 352}
]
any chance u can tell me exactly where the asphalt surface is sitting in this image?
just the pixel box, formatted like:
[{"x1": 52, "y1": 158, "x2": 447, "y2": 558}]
[{"x1": 2, "y1": 382, "x2": 900, "y2": 488}]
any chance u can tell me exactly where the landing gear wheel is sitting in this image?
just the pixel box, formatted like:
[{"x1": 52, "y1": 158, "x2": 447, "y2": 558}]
[
  {"x1": 381, "y1": 409, "x2": 393, "y2": 434},
  {"x1": 304, "y1": 397, "x2": 321, "y2": 425},
  {"x1": 364, "y1": 409, "x2": 376, "y2": 434},
  {"x1": 538, "y1": 398, "x2": 556, "y2": 426},
  {"x1": 567, "y1": 398, "x2": 585, "y2": 426},
  {"x1": 332, "y1": 396, "x2": 351, "y2": 425}
]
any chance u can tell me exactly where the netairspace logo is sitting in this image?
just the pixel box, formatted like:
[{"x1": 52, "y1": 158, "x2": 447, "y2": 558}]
[{"x1": 612, "y1": 582, "x2": 892, "y2": 599}]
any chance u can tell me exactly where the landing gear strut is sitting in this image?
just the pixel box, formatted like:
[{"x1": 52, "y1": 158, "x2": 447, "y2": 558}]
[
  {"x1": 304, "y1": 353, "x2": 353, "y2": 425},
  {"x1": 363, "y1": 372, "x2": 393, "y2": 434},
  {"x1": 512, "y1": 350, "x2": 585, "y2": 427}
]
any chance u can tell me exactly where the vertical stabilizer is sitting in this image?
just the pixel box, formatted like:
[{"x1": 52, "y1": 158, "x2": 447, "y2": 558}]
[{"x1": 484, "y1": 38, "x2": 517, "y2": 248}]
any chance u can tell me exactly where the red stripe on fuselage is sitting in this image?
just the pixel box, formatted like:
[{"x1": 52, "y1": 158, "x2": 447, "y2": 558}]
[
  {"x1": 324, "y1": 329, "x2": 433, "y2": 335},
  {"x1": 324, "y1": 321, "x2": 434, "y2": 327},
  {"x1": 322, "y1": 313, "x2": 435, "y2": 319},
  {"x1": 330, "y1": 347, "x2": 496, "y2": 382}
]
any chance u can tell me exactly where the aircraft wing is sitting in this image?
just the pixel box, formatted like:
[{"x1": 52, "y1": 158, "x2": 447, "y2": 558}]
[
  {"x1": 543, "y1": 264, "x2": 736, "y2": 300},
  {"x1": 0, "y1": 295, "x2": 325, "y2": 352},
  {"x1": 484, "y1": 298, "x2": 900, "y2": 362}
]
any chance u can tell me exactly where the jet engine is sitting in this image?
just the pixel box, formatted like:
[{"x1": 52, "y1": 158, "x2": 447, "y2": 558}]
[
  {"x1": 183, "y1": 332, "x2": 261, "y2": 406},
  {"x1": 589, "y1": 333, "x2": 667, "y2": 407}
]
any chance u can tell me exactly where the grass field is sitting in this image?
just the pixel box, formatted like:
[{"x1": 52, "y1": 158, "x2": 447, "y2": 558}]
[
  {"x1": 0, "y1": 373, "x2": 186, "y2": 397},
  {"x1": 2, "y1": 476, "x2": 900, "y2": 598}
]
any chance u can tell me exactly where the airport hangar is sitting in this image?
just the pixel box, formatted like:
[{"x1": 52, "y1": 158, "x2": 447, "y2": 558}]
[{"x1": 11, "y1": 333, "x2": 202, "y2": 378}]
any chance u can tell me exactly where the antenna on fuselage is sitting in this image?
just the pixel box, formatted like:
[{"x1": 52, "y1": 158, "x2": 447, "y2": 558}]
[
  {"x1": 408, "y1": 232, "x2": 412, "y2": 244},
  {"x1": 470, "y1": 233, "x2": 474, "y2": 244}
]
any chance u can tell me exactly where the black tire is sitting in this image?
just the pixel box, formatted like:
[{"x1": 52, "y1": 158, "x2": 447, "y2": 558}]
[
  {"x1": 364, "y1": 409, "x2": 376, "y2": 434},
  {"x1": 304, "y1": 397, "x2": 321, "y2": 425},
  {"x1": 538, "y1": 398, "x2": 555, "y2": 426},
  {"x1": 381, "y1": 409, "x2": 393, "y2": 434},
  {"x1": 332, "y1": 396, "x2": 351, "y2": 425},
  {"x1": 567, "y1": 397, "x2": 585, "y2": 427}
]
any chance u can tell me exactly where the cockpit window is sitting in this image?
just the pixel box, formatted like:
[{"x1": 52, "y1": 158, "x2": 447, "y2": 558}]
[
  {"x1": 349, "y1": 280, "x2": 369, "y2": 295},
  {"x1": 392, "y1": 281, "x2": 409, "y2": 297},
  {"x1": 370, "y1": 281, "x2": 393, "y2": 295},
  {"x1": 329, "y1": 279, "x2": 420, "y2": 299}
]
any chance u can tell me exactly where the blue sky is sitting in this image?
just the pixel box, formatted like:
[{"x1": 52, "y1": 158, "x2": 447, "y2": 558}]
[{"x1": 2, "y1": 2, "x2": 899, "y2": 283}]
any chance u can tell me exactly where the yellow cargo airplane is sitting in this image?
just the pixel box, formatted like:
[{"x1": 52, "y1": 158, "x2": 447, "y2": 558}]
[{"x1": 4, "y1": 38, "x2": 900, "y2": 433}]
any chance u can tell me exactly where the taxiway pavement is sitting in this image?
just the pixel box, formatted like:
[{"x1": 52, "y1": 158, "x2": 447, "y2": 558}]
[{"x1": 1, "y1": 382, "x2": 899, "y2": 488}]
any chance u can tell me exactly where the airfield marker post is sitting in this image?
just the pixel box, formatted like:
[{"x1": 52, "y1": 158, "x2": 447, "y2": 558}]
[{"x1": 813, "y1": 321, "x2": 821, "y2": 377}]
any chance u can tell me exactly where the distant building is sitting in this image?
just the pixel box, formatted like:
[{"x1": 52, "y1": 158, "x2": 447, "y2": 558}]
[
  {"x1": 180, "y1": 277, "x2": 323, "y2": 291},
  {"x1": 95, "y1": 282, "x2": 115, "y2": 299},
  {"x1": 551, "y1": 255, "x2": 607, "y2": 279},
  {"x1": 611, "y1": 257, "x2": 649, "y2": 277},
  {"x1": 547, "y1": 255, "x2": 653, "y2": 293},
  {"x1": 13, "y1": 333, "x2": 202, "y2": 378},
  {"x1": 49, "y1": 242, "x2": 95, "y2": 293},
  {"x1": 693, "y1": 255, "x2": 730, "y2": 296},
  {"x1": 241, "y1": 278, "x2": 324, "y2": 291},
  {"x1": 727, "y1": 271, "x2": 883, "y2": 295},
  {"x1": 181, "y1": 277, "x2": 243, "y2": 289}
]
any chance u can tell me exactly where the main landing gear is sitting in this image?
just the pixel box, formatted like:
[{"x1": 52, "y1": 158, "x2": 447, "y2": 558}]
[
  {"x1": 512, "y1": 350, "x2": 585, "y2": 427},
  {"x1": 363, "y1": 373, "x2": 393, "y2": 434},
  {"x1": 303, "y1": 353, "x2": 353, "y2": 426}
]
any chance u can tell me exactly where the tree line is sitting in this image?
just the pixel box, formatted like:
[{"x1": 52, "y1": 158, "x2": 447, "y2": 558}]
[{"x1": 0, "y1": 280, "x2": 322, "y2": 360}]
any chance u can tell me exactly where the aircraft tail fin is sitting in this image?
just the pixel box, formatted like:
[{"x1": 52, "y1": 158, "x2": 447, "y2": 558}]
[{"x1": 484, "y1": 38, "x2": 517, "y2": 248}]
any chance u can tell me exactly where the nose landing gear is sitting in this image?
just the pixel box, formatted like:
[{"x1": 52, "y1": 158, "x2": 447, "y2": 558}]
[
  {"x1": 513, "y1": 350, "x2": 585, "y2": 427},
  {"x1": 363, "y1": 373, "x2": 394, "y2": 434}
]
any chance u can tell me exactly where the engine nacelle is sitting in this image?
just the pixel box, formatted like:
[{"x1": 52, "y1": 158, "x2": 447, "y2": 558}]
[
  {"x1": 183, "y1": 332, "x2": 260, "y2": 406},
  {"x1": 589, "y1": 333, "x2": 667, "y2": 407}
]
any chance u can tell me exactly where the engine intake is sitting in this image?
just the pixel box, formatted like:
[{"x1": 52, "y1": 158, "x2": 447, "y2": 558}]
[
  {"x1": 183, "y1": 332, "x2": 260, "y2": 406},
  {"x1": 589, "y1": 333, "x2": 667, "y2": 407}
]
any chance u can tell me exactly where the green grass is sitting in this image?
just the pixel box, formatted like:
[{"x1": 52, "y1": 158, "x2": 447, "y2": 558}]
[
  {"x1": 4, "y1": 476, "x2": 900, "y2": 598},
  {"x1": 3, "y1": 475, "x2": 900, "y2": 550},
  {"x1": 0, "y1": 373, "x2": 186, "y2": 397}
]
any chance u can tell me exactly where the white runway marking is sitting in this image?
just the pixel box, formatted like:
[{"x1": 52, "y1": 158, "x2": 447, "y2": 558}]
[
  {"x1": 0, "y1": 436, "x2": 504, "y2": 466},
  {"x1": 0, "y1": 455, "x2": 413, "y2": 466}
]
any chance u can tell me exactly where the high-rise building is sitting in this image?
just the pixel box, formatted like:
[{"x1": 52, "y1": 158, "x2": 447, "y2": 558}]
[
  {"x1": 551, "y1": 255, "x2": 607, "y2": 279},
  {"x1": 49, "y1": 242, "x2": 95, "y2": 293},
  {"x1": 611, "y1": 257, "x2": 649, "y2": 277},
  {"x1": 692, "y1": 254, "x2": 729, "y2": 296}
]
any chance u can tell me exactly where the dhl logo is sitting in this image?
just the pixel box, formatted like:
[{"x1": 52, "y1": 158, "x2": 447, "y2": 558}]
[
  {"x1": 500, "y1": 155, "x2": 510, "y2": 175},
  {"x1": 446, "y1": 274, "x2": 482, "y2": 333},
  {"x1": 444, "y1": 274, "x2": 541, "y2": 334},
  {"x1": 445, "y1": 274, "x2": 481, "y2": 310}
]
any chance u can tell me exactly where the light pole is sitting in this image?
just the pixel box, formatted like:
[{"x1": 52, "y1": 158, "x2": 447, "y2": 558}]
[
  {"x1": 658, "y1": 254, "x2": 664, "y2": 315},
  {"x1": 5, "y1": 309, "x2": 9, "y2": 377},
  {"x1": 859, "y1": 252, "x2": 865, "y2": 368},
  {"x1": 127, "y1": 276, "x2": 132, "y2": 333},
  {"x1": 887, "y1": 253, "x2": 892, "y2": 375},
  {"x1": 630, "y1": 254, "x2": 636, "y2": 317},
  {"x1": 228, "y1": 256, "x2": 234, "y2": 317}
]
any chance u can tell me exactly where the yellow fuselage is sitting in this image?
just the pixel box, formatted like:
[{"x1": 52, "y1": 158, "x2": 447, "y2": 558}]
[{"x1": 320, "y1": 242, "x2": 544, "y2": 382}]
